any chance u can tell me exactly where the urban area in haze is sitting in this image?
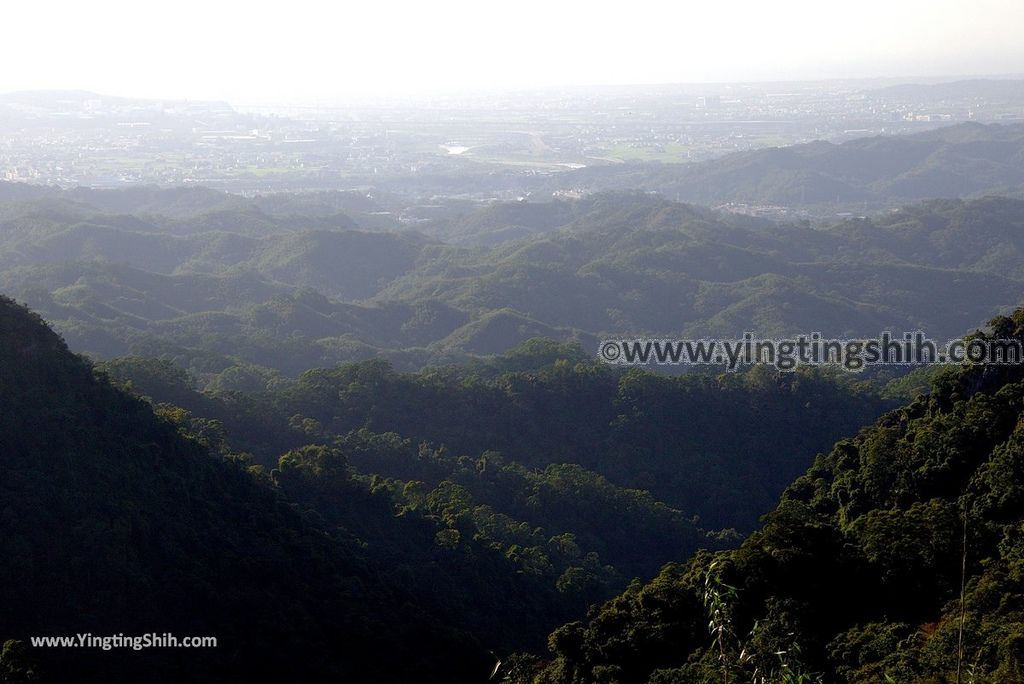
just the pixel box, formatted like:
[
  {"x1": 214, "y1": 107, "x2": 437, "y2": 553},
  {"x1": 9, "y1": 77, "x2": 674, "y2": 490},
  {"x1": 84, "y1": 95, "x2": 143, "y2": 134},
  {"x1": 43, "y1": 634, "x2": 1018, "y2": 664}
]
[{"x1": 5, "y1": 78, "x2": 1024, "y2": 221}]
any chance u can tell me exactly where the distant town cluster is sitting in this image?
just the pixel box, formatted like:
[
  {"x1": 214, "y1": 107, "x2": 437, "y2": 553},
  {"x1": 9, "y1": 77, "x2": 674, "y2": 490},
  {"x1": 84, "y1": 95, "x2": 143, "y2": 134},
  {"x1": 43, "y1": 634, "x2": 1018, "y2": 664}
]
[{"x1": 3, "y1": 79, "x2": 1022, "y2": 204}]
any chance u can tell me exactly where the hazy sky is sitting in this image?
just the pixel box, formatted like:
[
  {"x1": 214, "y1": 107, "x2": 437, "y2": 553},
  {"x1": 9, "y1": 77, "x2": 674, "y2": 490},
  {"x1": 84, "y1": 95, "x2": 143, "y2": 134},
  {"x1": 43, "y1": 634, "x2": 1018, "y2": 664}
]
[{"x1": 6, "y1": 0, "x2": 1023, "y2": 102}]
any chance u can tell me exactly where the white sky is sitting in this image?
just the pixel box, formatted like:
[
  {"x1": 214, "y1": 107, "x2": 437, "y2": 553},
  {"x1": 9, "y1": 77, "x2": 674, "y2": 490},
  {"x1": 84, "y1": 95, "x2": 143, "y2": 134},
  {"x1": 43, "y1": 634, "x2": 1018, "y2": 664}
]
[{"x1": 4, "y1": 0, "x2": 1023, "y2": 103}]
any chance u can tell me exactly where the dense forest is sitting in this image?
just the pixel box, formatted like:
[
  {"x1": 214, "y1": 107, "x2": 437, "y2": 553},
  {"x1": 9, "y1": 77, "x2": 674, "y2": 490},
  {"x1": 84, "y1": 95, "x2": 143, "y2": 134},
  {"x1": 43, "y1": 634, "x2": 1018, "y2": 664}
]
[
  {"x1": 97, "y1": 341, "x2": 891, "y2": 532},
  {"x1": 0, "y1": 295, "x2": 898, "y2": 682},
  {"x1": 510, "y1": 310, "x2": 1024, "y2": 683},
  {"x1": 6, "y1": 300, "x2": 1024, "y2": 682}
]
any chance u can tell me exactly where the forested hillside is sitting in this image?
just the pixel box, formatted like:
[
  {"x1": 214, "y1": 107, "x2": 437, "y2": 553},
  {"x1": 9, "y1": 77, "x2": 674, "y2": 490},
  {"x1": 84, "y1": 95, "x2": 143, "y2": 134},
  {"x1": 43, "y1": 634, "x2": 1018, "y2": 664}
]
[
  {"x1": 2, "y1": 182, "x2": 1023, "y2": 381},
  {"x1": 0, "y1": 295, "x2": 897, "y2": 682},
  {"x1": 0, "y1": 295, "x2": 497, "y2": 682},
  {"x1": 98, "y1": 340, "x2": 892, "y2": 534},
  {"x1": 514, "y1": 310, "x2": 1024, "y2": 683}
]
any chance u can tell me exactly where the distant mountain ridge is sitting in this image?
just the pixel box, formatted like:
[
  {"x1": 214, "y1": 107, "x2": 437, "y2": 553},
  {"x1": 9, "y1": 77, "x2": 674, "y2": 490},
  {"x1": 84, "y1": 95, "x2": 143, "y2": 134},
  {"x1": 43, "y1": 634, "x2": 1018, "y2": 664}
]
[
  {"x1": 3, "y1": 189, "x2": 1024, "y2": 378},
  {"x1": 0, "y1": 89, "x2": 236, "y2": 115},
  {"x1": 557, "y1": 122, "x2": 1024, "y2": 209}
]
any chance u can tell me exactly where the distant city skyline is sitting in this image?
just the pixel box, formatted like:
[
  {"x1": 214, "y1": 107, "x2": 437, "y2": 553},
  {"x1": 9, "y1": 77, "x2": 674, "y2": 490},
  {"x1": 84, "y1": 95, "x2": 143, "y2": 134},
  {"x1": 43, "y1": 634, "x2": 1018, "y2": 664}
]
[{"x1": 6, "y1": 0, "x2": 1024, "y2": 103}]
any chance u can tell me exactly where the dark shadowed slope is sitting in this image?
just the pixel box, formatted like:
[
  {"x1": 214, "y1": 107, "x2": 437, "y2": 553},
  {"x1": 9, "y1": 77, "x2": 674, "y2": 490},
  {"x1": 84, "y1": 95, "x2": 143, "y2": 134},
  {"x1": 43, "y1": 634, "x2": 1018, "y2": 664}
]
[{"x1": 0, "y1": 295, "x2": 491, "y2": 683}]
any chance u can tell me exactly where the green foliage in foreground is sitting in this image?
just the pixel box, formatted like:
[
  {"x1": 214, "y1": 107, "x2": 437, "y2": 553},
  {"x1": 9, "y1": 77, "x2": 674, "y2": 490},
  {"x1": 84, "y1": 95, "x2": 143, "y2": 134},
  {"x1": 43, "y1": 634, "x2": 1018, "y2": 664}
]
[
  {"x1": 15, "y1": 292, "x2": 876, "y2": 682},
  {"x1": 11, "y1": 288, "x2": 1023, "y2": 682},
  {"x1": 514, "y1": 310, "x2": 1024, "y2": 683},
  {"x1": 86, "y1": 325, "x2": 894, "y2": 679}
]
